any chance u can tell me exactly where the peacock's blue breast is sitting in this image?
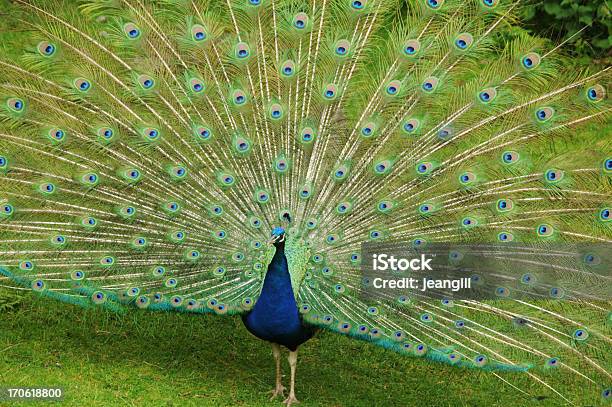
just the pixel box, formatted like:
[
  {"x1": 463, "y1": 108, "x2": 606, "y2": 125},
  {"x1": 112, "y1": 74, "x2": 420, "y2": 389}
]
[{"x1": 242, "y1": 247, "x2": 314, "y2": 350}]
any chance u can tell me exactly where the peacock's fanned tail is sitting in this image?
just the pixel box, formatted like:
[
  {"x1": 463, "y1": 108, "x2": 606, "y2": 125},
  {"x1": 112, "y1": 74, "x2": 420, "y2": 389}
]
[{"x1": 0, "y1": 0, "x2": 610, "y2": 403}]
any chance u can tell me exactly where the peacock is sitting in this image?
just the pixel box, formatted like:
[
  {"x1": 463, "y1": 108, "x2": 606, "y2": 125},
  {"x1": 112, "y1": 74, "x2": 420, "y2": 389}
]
[{"x1": 0, "y1": 0, "x2": 610, "y2": 405}]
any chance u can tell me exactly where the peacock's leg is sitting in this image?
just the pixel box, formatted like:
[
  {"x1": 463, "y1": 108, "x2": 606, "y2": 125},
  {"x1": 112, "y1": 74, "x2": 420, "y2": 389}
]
[
  {"x1": 283, "y1": 349, "x2": 300, "y2": 406},
  {"x1": 269, "y1": 343, "x2": 286, "y2": 400}
]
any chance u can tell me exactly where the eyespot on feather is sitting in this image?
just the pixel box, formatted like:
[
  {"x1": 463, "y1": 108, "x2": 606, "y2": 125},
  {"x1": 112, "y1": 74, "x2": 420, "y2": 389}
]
[
  {"x1": 544, "y1": 168, "x2": 564, "y2": 183},
  {"x1": 586, "y1": 84, "x2": 605, "y2": 103},
  {"x1": 292, "y1": 13, "x2": 309, "y2": 30},
  {"x1": 478, "y1": 87, "x2": 497, "y2": 103},
  {"x1": 194, "y1": 125, "x2": 213, "y2": 142},
  {"x1": 350, "y1": 0, "x2": 367, "y2": 10},
  {"x1": 373, "y1": 159, "x2": 393, "y2": 175},
  {"x1": 38, "y1": 182, "x2": 56, "y2": 195},
  {"x1": 497, "y1": 231, "x2": 514, "y2": 242},
  {"x1": 123, "y1": 23, "x2": 141, "y2": 39},
  {"x1": 521, "y1": 52, "x2": 541, "y2": 70},
  {"x1": 273, "y1": 155, "x2": 289, "y2": 173},
  {"x1": 6, "y1": 97, "x2": 25, "y2": 113},
  {"x1": 162, "y1": 201, "x2": 181, "y2": 216},
  {"x1": 322, "y1": 83, "x2": 338, "y2": 100},
  {"x1": 454, "y1": 33, "x2": 473, "y2": 50},
  {"x1": 536, "y1": 223, "x2": 554, "y2": 237},
  {"x1": 534, "y1": 106, "x2": 554, "y2": 122},
  {"x1": 74, "y1": 78, "x2": 91, "y2": 92},
  {"x1": 280, "y1": 60, "x2": 296, "y2": 77},
  {"x1": 232, "y1": 89, "x2": 248, "y2": 106},
  {"x1": 458, "y1": 171, "x2": 476, "y2": 185},
  {"x1": 437, "y1": 127, "x2": 453, "y2": 140},
  {"x1": 118, "y1": 205, "x2": 137, "y2": 219},
  {"x1": 142, "y1": 127, "x2": 160, "y2": 142},
  {"x1": 415, "y1": 161, "x2": 433, "y2": 175},
  {"x1": 97, "y1": 127, "x2": 116, "y2": 143},
  {"x1": 189, "y1": 77, "x2": 205, "y2": 93},
  {"x1": 481, "y1": 0, "x2": 499, "y2": 8},
  {"x1": 385, "y1": 80, "x2": 401, "y2": 96},
  {"x1": 334, "y1": 39, "x2": 351, "y2": 57},
  {"x1": 191, "y1": 24, "x2": 208, "y2": 42},
  {"x1": 425, "y1": 0, "x2": 444, "y2": 9},
  {"x1": 501, "y1": 151, "x2": 519, "y2": 164},
  {"x1": 254, "y1": 188, "x2": 270, "y2": 204},
  {"x1": 47, "y1": 128, "x2": 66, "y2": 144},
  {"x1": 360, "y1": 121, "x2": 377, "y2": 138},
  {"x1": 137, "y1": 74, "x2": 155, "y2": 90},
  {"x1": 402, "y1": 39, "x2": 421, "y2": 57},
  {"x1": 80, "y1": 172, "x2": 100, "y2": 187},
  {"x1": 496, "y1": 198, "x2": 513, "y2": 212},
  {"x1": 422, "y1": 76, "x2": 439, "y2": 93},
  {"x1": 233, "y1": 134, "x2": 251, "y2": 154},
  {"x1": 217, "y1": 171, "x2": 236, "y2": 187},
  {"x1": 235, "y1": 42, "x2": 250, "y2": 59},
  {"x1": 37, "y1": 41, "x2": 57, "y2": 57},
  {"x1": 269, "y1": 103, "x2": 284, "y2": 120},
  {"x1": 1, "y1": 202, "x2": 14, "y2": 219},
  {"x1": 299, "y1": 126, "x2": 316, "y2": 144},
  {"x1": 402, "y1": 118, "x2": 420, "y2": 135},
  {"x1": 299, "y1": 184, "x2": 313, "y2": 199}
]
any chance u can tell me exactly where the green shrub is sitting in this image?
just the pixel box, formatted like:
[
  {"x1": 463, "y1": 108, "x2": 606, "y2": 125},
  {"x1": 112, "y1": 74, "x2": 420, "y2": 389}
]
[{"x1": 522, "y1": 0, "x2": 611, "y2": 64}]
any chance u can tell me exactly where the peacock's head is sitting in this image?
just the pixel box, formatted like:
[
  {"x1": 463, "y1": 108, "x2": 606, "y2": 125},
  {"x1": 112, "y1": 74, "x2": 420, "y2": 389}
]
[{"x1": 269, "y1": 226, "x2": 286, "y2": 247}]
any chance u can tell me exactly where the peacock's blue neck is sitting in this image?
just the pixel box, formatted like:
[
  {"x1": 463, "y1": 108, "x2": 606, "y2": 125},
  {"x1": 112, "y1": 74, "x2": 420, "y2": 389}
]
[{"x1": 255, "y1": 244, "x2": 297, "y2": 314}]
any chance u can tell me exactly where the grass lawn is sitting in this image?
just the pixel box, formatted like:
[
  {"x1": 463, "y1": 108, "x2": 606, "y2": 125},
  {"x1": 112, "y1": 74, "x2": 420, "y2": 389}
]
[{"x1": 0, "y1": 289, "x2": 590, "y2": 407}]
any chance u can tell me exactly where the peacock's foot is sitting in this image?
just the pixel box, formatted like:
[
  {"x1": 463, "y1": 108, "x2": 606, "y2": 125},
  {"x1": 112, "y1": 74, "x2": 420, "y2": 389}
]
[
  {"x1": 268, "y1": 384, "x2": 286, "y2": 400},
  {"x1": 282, "y1": 394, "x2": 300, "y2": 406}
]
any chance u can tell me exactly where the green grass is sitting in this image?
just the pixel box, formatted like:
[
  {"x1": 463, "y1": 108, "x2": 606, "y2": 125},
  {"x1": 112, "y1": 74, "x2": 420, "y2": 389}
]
[{"x1": 0, "y1": 289, "x2": 590, "y2": 407}]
